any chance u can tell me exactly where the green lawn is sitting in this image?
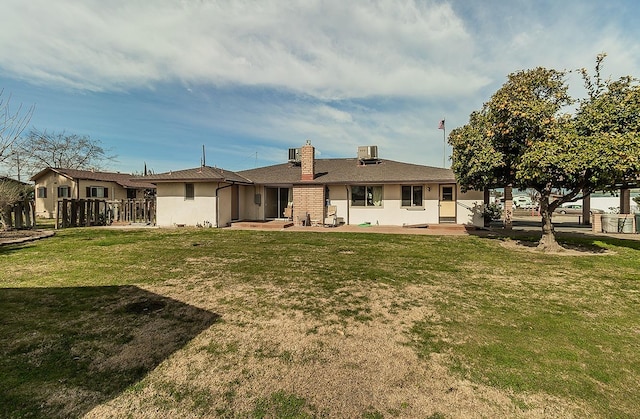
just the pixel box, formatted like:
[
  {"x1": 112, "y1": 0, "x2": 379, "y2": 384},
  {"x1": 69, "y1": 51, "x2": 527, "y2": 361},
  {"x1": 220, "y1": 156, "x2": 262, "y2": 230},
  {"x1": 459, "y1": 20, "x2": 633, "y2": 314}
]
[{"x1": 1, "y1": 227, "x2": 639, "y2": 418}]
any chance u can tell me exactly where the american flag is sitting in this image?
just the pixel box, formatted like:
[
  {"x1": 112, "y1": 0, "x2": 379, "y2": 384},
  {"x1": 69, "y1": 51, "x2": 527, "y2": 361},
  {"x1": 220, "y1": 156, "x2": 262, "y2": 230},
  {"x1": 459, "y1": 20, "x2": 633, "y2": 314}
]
[{"x1": 438, "y1": 119, "x2": 445, "y2": 130}]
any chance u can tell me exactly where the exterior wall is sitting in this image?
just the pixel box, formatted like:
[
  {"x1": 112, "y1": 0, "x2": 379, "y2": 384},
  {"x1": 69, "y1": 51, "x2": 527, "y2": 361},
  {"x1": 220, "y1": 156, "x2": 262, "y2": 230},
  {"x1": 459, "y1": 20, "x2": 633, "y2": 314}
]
[
  {"x1": 239, "y1": 185, "x2": 263, "y2": 221},
  {"x1": 153, "y1": 179, "x2": 484, "y2": 228},
  {"x1": 457, "y1": 187, "x2": 485, "y2": 226},
  {"x1": 34, "y1": 172, "x2": 73, "y2": 218},
  {"x1": 292, "y1": 184, "x2": 324, "y2": 224},
  {"x1": 325, "y1": 183, "x2": 484, "y2": 227},
  {"x1": 217, "y1": 186, "x2": 233, "y2": 227},
  {"x1": 76, "y1": 179, "x2": 128, "y2": 200},
  {"x1": 155, "y1": 182, "x2": 218, "y2": 227},
  {"x1": 326, "y1": 185, "x2": 349, "y2": 224}
]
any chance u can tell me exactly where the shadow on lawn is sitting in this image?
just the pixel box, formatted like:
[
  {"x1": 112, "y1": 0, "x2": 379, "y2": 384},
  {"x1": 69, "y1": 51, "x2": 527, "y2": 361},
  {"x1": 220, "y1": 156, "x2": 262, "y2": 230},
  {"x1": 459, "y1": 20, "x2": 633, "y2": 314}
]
[
  {"x1": 0, "y1": 285, "x2": 220, "y2": 418},
  {"x1": 470, "y1": 226, "x2": 640, "y2": 252}
]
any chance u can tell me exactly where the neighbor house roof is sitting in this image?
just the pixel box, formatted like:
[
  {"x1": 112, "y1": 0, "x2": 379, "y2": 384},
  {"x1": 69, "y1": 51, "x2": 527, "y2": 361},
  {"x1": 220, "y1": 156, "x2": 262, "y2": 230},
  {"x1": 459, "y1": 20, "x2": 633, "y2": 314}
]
[
  {"x1": 30, "y1": 168, "x2": 156, "y2": 189},
  {"x1": 0, "y1": 176, "x2": 29, "y2": 186},
  {"x1": 139, "y1": 166, "x2": 253, "y2": 184},
  {"x1": 238, "y1": 158, "x2": 456, "y2": 185}
]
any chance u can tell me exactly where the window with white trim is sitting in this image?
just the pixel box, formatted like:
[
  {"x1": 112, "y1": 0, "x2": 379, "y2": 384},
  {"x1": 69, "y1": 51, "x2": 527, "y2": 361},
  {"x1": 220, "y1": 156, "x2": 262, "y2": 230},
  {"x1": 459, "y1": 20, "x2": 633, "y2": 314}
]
[
  {"x1": 351, "y1": 185, "x2": 383, "y2": 207},
  {"x1": 402, "y1": 185, "x2": 423, "y2": 207}
]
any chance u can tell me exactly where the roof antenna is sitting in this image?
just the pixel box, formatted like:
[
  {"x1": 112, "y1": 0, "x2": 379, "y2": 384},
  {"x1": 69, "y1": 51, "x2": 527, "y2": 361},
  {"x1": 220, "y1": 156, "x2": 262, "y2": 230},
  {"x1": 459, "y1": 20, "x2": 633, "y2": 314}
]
[{"x1": 201, "y1": 144, "x2": 206, "y2": 167}]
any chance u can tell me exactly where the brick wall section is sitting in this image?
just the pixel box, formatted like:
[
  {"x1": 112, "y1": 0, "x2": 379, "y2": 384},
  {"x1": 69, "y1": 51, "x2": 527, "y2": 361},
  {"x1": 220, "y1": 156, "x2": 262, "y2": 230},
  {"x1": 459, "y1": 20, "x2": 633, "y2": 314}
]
[
  {"x1": 301, "y1": 142, "x2": 315, "y2": 181},
  {"x1": 592, "y1": 213, "x2": 602, "y2": 233},
  {"x1": 293, "y1": 185, "x2": 325, "y2": 225}
]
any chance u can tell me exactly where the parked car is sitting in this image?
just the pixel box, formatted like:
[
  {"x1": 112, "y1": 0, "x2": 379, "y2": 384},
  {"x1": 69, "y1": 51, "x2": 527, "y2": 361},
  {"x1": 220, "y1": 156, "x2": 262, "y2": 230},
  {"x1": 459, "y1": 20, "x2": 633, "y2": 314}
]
[
  {"x1": 554, "y1": 204, "x2": 604, "y2": 215},
  {"x1": 513, "y1": 196, "x2": 532, "y2": 208}
]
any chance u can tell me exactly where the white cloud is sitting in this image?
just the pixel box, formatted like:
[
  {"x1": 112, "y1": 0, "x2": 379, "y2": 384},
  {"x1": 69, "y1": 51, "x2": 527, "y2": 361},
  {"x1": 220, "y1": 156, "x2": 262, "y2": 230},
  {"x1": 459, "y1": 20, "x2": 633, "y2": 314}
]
[
  {"x1": 0, "y1": 0, "x2": 489, "y2": 98},
  {"x1": 3, "y1": 0, "x2": 640, "y2": 173}
]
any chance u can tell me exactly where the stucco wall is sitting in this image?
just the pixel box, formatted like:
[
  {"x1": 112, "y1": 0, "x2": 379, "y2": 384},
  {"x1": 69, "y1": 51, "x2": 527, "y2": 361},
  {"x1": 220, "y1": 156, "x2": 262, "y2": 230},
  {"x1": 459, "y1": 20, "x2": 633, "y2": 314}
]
[
  {"x1": 155, "y1": 182, "x2": 217, "y2": 227},
  {"x1": 33, "y1": 172, "x2": 72, "y2": 218},
  {"x1": 324, "y1": 184, "x2": 484, "y2": 227},
  {"x1": 239, "y1": 185, "x2": 262, "y2": 220},
  {"x1": 217, "y1": 186, "x2": 232, "y2": 227},
  {"x1": 457, "y1": 187, "x2": 485, "y2": 226}
]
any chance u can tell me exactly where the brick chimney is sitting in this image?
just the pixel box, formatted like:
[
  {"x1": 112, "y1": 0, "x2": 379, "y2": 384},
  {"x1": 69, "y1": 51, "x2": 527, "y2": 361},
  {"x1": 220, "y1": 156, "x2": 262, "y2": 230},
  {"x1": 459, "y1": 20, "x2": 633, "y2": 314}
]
[{"x1": 300, "y1": 140, "x2": 315, "y2": 181}]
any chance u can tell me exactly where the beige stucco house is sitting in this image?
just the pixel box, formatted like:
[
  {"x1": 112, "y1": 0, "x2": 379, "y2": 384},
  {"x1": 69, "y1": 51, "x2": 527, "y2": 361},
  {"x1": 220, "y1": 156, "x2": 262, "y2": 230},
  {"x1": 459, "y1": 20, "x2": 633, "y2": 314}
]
[
  {"x1": 141, "y1": 142, "x2": 485, "y2": 228},
  {"x1": 31, "y1": 168, "x2": 155, "y2": 219}
]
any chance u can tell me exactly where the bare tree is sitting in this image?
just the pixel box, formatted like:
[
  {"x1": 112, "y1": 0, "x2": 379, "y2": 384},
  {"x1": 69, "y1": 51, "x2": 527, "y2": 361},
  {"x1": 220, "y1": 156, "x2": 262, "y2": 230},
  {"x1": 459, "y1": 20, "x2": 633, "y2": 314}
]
[
  {"x1": 17, "y1": 129, "x2": 117, "y2": 176},
  {"x1": 0, "y1": 89, "x2": 34, "y2": 169}
]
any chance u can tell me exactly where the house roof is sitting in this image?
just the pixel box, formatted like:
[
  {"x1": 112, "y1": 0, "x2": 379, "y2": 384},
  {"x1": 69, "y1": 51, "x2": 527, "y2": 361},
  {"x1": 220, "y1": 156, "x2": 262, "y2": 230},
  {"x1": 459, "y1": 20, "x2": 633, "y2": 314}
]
[
  {"x1": 30, "y1": 167, "x2": 156, "y2": 189},
  {"x1": 238, "y1": 158, "x2": 456, "y2": 185},
  {"x1": 139, "y1": 166, "x2": 253, "y2": 184},
  {"x1": 0, "y1": 176, "x2": 29, "y2": 186}
]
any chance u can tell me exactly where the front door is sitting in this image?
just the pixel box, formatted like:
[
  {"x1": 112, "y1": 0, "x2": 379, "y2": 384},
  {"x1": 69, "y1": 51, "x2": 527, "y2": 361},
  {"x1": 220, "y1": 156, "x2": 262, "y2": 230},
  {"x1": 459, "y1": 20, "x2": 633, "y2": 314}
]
[{"x1": 439, "y1": 184, "x2": 456, "y2": 223}]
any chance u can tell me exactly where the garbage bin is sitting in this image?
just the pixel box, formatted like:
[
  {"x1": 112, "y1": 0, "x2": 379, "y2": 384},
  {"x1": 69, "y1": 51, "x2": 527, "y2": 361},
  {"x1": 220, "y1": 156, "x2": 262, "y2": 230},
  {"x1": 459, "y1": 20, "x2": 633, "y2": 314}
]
[
  {"x1": 636, "y1": 213, "x2": 640, "y2": 233},
  {"x1": 601, "y1": 214, "x2": 617, "y2": 233},
  {"x1": 618, "y1": 215, "x2": 634, "y2": 233}
]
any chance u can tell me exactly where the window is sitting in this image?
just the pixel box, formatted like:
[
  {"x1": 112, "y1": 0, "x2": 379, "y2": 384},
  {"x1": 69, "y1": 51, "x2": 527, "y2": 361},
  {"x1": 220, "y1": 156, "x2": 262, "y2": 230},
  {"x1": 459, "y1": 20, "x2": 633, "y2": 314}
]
[
  {"x1": 127, "y1": 189, "x2": 137, "y2": 199},
  {"x1": 402, "y1": 185, "x2": 423, "y2": 207},
  {"x1": 351, "y1": 185, "x2": 383, "y2": 207},
  {"x1": 57, "y1": 186, "x2": 71, "y2": 198},
  {"x1": 185, "y1": 183, "x2": 195, "y2": 200},
  {"x1": 442, "y1": 186, "x2": 454, "y2": 201},
  {"x1": 86, "y1": 186, "x2": 108, "y2": 198},
  {"x1": 37, "y1": 187, "x2": 47, "y2": 198}
]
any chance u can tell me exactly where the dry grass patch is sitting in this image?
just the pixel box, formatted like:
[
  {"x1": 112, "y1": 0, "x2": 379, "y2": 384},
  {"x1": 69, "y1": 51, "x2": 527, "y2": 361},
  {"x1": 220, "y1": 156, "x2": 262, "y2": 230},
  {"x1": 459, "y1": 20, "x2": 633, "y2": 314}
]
[{"x1": 86, "y1": 281, "x2": 591, "y2": 418}]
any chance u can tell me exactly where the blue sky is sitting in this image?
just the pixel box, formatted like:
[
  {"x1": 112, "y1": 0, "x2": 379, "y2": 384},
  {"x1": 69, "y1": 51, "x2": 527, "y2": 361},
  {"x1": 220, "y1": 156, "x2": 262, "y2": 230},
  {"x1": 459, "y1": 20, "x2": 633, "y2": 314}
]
[{"x1": 1, "y1": 0, "x2": 639, "y2": 177}]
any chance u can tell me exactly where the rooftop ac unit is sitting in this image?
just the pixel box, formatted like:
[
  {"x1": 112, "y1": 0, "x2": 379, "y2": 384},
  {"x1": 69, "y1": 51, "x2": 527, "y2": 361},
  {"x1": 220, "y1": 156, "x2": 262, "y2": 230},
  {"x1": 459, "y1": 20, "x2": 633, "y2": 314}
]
[
  {"x1": 288, "y1": 148, "x2": 301, "y2": 163},
  {"x1": 357, "y1": 145, "x2": 378, "y2": 161}
]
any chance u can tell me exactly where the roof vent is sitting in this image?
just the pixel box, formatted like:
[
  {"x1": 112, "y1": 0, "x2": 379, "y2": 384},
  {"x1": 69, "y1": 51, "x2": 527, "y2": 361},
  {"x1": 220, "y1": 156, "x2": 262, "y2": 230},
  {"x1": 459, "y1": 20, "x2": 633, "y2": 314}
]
[
  {"x1": 288, "y1": 148, "x2": 301, "y2": 164},
  {"x1": 357, "y1": 145, "x2": 378, "y2": 161}
]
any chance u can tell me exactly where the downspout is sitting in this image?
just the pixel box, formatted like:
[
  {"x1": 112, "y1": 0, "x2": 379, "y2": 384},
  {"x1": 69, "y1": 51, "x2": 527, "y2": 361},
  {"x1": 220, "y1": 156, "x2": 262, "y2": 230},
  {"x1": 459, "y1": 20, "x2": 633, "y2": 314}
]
[
  {"x1": 215, "y1": 182, "x2": 234, "y2": 228},
  {"x1": 345, "y1": 185, "x2": 350, "y2": 225}
]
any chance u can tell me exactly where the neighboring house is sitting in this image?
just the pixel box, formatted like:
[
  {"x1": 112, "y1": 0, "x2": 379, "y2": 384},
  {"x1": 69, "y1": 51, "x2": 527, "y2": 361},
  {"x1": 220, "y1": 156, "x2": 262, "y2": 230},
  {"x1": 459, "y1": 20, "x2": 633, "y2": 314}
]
[
  {"x1": 30, "y1": 168, "x2": 156, "y2": 219},
  {"x1": 141, "y1": 142, "x2": 485, "y2": 228}
]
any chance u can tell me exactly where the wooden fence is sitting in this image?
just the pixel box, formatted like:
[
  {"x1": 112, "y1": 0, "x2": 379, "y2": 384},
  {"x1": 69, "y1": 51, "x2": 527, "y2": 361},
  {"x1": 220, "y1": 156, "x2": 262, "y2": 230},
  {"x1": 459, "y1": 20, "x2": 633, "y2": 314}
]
[
  {"x1": 56, "y1": 199, "x2": 155, "y2": 229},
  {"x1": 2, "y1": 200, "x2": 36, "y2": 230}
]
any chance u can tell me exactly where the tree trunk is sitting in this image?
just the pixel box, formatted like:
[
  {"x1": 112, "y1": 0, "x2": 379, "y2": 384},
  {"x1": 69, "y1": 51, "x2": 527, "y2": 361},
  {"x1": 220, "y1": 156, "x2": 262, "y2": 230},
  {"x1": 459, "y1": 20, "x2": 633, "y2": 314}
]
[{"x1": 537, "y1": 195, "x2": 562, "y2": 251}]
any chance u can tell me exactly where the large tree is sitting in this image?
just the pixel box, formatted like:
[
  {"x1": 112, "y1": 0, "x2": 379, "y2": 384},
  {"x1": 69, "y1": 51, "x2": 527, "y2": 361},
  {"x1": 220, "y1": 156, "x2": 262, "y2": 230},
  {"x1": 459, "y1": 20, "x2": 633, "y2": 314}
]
[
  {"x1": 449, "y1": 58, "x2": 640, "y2": 250},
  {"x1": 16, "y1": 129, "x2": 116, "y2": 177}
]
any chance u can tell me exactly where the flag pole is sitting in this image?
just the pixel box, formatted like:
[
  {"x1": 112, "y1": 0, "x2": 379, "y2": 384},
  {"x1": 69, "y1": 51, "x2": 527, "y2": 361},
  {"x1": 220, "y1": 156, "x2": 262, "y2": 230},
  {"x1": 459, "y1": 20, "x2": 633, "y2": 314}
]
[
  {"x1": 438, "y1": 118, "x2": 446, "y2": 167},
  {"x1": 442, "y1": 124, "x2": 446, "y2": 168}
]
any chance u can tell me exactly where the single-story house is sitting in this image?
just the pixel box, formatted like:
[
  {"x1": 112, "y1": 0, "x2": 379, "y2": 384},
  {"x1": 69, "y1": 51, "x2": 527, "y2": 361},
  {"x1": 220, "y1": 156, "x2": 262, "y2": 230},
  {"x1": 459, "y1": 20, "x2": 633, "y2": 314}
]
[
  {"x1": 141, "y1": 142, "x2": 485, "y2": 228},
  {"x1": 31, "y1": 167, "x2": 156, "y2": 219}
]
